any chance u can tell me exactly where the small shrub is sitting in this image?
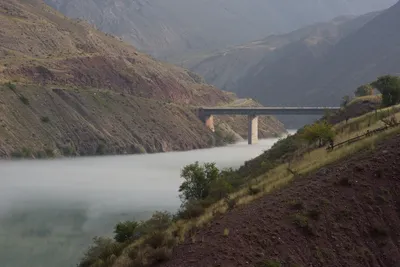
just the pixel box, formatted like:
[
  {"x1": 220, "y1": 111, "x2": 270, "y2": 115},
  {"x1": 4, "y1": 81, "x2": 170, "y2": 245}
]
[
  {"x1": 146, "y1": 247, "x2": 171, "y2": 264},
  {"x1": 78, "y1": 237, "x2": 124, "y2": 267},
  {"x1": 62, "y1": 144, "x2": 76, "y2": 156},
  {"x1": 355, "y1": 84, "x2": 374, "y2": 97},
  {"x1": 127, "y1": 247, "x2": 139, "y2": 260},
  {"x1": 175, "y1": 200, "x2": 205, "y2": 220},
  {"x1": 307, "y1": 209, "x2": 321, "y2": 220},
  {"x1": 5, "y1": 82, "x2": 16, "y2": 91},
  {"x1": 292, "y1": 213, "x2": 309, "y2": 228},
  {"x1": 225, "y1": 196, "x2": 236, "y2": 211},
  {"x1": 19, "y1": 95, "x2": 30, "y2": 105},
  {"x1": 40, "y1": 116, "x2": 50, "y2": 123},
  {"x1": 114, "y1": 221, "x2": 139, "y2": 243},
  {"x1": 248, "y1": 185, "x2": 261, "y2": 195},
  {"x1": 11, "y1": 150, "x2": 23, "y2": 158},
  {"x1": 301, "y1": 121, "x2": 335, "y2": 147},
  {"x1": 289, "y1": 200, "x2": 304, "y2": 210},
  {"x1": 164, "y1": 235, "x2": 176, "y2": 248},
  {"x1": 96, "y1": 143, "x2": 106, "y2": 155},
  {"x1": 223, "y1": 228, "x2": 229, "y2": 236},
  {"x1": 144, "y1": 231, "x2": 166, "y2": 249},
  {"x1": 35, "y1": 150, "x2": 47, "y2": 159},
  {"x1": 292, "y1": 213, "x2": 314, "y2": 235},
  {"x1": 21, "y1": 147, "x2": 32, "y2": 158},
  {"x1": 141, "y1": 211, "x2": 172, "y2": 232},
  {"x1": 44, "y1": 148, "x2": 55, "y2": 157}
]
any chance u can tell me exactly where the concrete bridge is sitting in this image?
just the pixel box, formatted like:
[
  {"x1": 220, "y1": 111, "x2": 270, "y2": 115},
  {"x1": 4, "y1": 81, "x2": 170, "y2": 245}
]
[{"x1": 198, "y1": 107, "x2": 341, "y2": 144}]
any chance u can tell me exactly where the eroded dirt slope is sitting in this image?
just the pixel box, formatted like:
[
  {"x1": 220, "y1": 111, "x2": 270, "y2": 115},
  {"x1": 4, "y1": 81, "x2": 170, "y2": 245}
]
[
  {"x1": 0, "y1": 0, "x2": 285, "y2": 157},
  {"x1": 160, "y1": 133, "x2": 400, "y2": 267}
]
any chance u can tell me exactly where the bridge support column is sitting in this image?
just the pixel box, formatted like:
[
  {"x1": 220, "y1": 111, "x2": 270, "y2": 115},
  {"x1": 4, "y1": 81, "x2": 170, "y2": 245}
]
[
  {"x1": 203, "y1": 115, "x2": 215, "y2": 132},
  {"x1": 248, "y1": 115, "x2": 258, "y2": 145}
]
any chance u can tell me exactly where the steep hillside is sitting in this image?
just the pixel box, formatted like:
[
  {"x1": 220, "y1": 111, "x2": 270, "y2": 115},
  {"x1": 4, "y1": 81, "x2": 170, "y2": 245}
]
[
  {"x1": 161, "y1": 132, "x2": 400, "y2": 267},
  {"x1": 77, "y1": 99, "x2": 400, "y2": 267},
  {"x1": 189, "y1": 13, "x2": 377, "y2": 93},
  {"x1": 0, "y1": 0, "x2": 285, "y2": 158},
  {"x1": 227, "y1": 1, "x2": 400, "y2": 108},
  {"x1": 43, "y1": 0, "x2": 396, "y2": 62}
]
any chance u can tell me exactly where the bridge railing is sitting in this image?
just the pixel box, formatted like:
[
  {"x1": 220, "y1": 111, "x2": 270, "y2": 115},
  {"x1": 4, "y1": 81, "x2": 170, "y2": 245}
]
[{"x1": 199, "y1": 107, "x2": 341, "y2": 116}]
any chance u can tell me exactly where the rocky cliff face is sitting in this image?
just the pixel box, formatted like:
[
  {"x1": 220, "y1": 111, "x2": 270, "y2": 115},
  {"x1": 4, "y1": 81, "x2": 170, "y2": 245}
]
[
  {"x1": 43, "y1": 0, "x2": 396, "y2": 62},
  {"x1": 0, "y1": 0, "x2": 285, "y2": 158}
]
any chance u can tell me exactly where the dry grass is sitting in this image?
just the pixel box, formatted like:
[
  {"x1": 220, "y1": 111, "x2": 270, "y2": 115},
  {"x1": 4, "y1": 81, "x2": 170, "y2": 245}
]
[
  {"x1": 348, "y1": 94, "x2": 381, "y2": 106},
  {"x1": 334, "y1": 104, "x2": 400, "y2": 136}
]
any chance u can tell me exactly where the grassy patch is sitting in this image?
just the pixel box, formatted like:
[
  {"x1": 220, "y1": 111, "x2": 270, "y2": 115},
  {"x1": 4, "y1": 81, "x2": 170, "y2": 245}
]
[
  {"x1": 223, "y1": 228, "x2": 229, "y2": 237},
  {"x1": 334, "y1": 104, "x2": 400, "y2": 136}
]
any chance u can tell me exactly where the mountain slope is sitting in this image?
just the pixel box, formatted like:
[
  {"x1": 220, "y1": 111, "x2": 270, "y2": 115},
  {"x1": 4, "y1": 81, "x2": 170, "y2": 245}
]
[
  {"x1": 0, "y1": 0, "x2": 285, "y2": 158},
  {"x1": 43, "y1": 0, "x2": 397, "y2": 62},
  {"x1": 189, "y1": 13, "x2": 378, "y2": 94},
  {"x1": 233, "y1": 1, "x2": 400, "y2": 107},
  {"x1": 160, "y1": 132, "x2": 400, "y2": 267}
]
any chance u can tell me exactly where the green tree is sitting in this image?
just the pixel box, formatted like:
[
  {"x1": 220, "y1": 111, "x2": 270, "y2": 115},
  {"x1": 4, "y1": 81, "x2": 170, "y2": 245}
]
[
  {"x1": 355, "y1": 84, "x2": 374, "y2": 97},
  {"x1": 301, "y1": 121, "x2": 335, "y2": 147},
  {"x1": 341, "y1": 95, "x2": 351, "y2": 107},
  {"x1": 208, "y1": 178, "x2": 233, "y2": 200},
  {"x1": 371, "y1": 75, "x2": 400, "y2": 107},
  {"x1": 179, "y1": 161, "x2": 219, "y2": 202},
  {"x1": 113, "y1": 221, "x2": 139, "y2": 243},
  {"x1": 137, "y1": 211, "x2": 172, "y2": 233}
]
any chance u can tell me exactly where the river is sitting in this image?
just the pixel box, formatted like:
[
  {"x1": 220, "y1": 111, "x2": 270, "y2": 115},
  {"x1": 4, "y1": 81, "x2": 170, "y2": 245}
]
[{"x1": 0, "y1": 132, "x2": 295, "y2": 267}]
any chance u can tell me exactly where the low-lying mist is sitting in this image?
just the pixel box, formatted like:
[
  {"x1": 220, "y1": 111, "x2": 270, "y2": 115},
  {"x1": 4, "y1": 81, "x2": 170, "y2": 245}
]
[{"x1": 0, "y1": 136, "x2": 291, "y2": 267}]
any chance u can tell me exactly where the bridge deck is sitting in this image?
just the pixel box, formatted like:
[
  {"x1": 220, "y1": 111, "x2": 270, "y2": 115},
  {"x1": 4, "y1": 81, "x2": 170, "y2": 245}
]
[{"x1": 200, "y1": 107, "x2": 341, "y2": 116}]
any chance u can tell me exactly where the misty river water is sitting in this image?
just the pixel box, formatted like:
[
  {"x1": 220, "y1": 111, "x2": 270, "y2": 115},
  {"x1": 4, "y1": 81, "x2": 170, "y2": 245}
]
[{"x1": 0, "y1": 131, "x2": 295, "y2": 267}]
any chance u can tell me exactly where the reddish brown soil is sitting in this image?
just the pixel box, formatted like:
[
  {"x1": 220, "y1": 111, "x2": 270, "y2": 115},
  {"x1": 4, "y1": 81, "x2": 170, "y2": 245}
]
[{"x1": 160, "y1": 134, "x2": 400, "y2": 267}]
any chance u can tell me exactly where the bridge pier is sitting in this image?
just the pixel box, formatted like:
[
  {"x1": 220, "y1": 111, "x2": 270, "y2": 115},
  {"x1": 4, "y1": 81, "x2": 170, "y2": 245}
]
[
  {"x1": 201, "y1": 114, "x2": 215, "y2": 132},
  {"x1": 248, "y1": 115, "x2": 258, "y2": 145}
]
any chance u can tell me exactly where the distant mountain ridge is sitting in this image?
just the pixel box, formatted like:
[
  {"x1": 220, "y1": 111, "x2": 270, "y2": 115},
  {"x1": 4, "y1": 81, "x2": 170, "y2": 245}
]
[
  {"x1": 188, "y1": 12, "x2": 379, "y2": 94},
  {"x1": 191, "y1": 1, "x2": 400, "y2": 109},
  {"x1": 43, "y1": 0, "x2": 397, "y2": 62}
]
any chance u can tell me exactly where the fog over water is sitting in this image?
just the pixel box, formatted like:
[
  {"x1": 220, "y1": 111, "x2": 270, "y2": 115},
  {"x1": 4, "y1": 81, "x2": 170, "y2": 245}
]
[{"x1": 0, "y1": 132, "x2": 295, "y2": 267}]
